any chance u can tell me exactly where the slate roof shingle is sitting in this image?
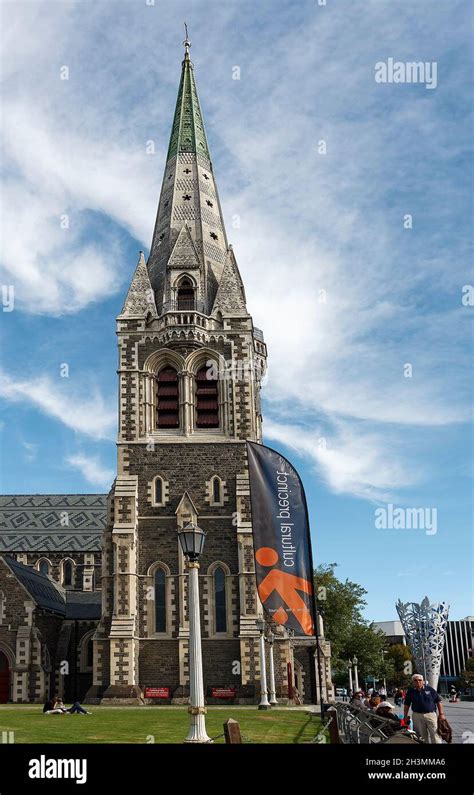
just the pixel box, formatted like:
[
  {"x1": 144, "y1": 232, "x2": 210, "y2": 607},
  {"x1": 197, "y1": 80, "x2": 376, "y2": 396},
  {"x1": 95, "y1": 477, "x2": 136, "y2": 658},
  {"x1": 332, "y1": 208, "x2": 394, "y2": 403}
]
[{"x1": 0, "y1": 494, "x2": 107, "y2": 552}]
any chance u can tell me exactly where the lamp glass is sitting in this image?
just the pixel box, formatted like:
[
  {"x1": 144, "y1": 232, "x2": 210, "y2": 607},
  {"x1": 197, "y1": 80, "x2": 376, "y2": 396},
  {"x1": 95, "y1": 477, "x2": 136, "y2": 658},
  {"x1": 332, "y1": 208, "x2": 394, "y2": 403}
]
[
  {"x1": 178, "y1": 523, "x2": 206, "y2": 560},
  {"x1": 353, "y1": 656, "x2": 358, "y2": 665},
  {"x1": 256, "y1": 617, "x2": 265, "y2": 632}
]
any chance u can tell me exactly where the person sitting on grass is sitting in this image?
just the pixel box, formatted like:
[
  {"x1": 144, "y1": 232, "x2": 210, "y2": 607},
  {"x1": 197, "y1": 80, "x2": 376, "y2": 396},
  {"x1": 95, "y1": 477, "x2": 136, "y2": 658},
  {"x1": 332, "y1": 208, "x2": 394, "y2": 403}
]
[
  {"x1": 43, "y1": 696, "x2": 91, "y2": 715},
  {"x1": 67, "y1": 701, "x2": 91, "y2": 715}
]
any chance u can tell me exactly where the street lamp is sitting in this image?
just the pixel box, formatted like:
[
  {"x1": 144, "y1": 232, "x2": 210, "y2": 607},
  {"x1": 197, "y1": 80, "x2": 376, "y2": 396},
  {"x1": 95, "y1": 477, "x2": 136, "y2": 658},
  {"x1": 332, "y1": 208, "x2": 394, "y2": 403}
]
[
  {"x1": 256, "y1": 617, "x2": 271, "y2": 710},
  {"x1": 177, "y1": 522, "x2": 211, "y2": 743},
  {"x1": 267, "y1": 630, "x2": 278, "y2": 706},
  {"x1": 381, "y1": 649, "x2": 387, "y2": 693},
  {"x1": 352, "y1": 656, "x2": 359, "y2": 692},
  {"x1": 347, "y1": 659, "x2": 353, "y2": 697}
]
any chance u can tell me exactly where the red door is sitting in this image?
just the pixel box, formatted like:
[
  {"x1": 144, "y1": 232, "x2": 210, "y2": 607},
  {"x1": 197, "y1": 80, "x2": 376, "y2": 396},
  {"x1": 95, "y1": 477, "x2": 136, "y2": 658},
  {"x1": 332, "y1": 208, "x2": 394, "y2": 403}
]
[{"x1": 0, "y1": 652, "x2": 10, "y2": 703}]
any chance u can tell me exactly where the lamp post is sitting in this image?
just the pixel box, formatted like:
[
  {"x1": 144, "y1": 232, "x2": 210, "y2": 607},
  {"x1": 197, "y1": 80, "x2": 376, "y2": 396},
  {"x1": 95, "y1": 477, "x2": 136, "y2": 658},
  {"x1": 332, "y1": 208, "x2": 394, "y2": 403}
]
[
  {"x1": 381, "y1": 649, "x2": 387, "y2": 693},
  {"x1": 256, "y1": 617, "x2": 271, "y2": 709},
  {"x1": 267, "y1": 630, "x2": 278, "y2": 706},
  {"x1": 177, "y1": 522, "x2": 211, "y2": 743},
  {"x1": 347, "y1": 659, "x2": 353, "y2": 698},
  {"x1": 352, "y1": 656, "x2": 359, "y2": 692}
]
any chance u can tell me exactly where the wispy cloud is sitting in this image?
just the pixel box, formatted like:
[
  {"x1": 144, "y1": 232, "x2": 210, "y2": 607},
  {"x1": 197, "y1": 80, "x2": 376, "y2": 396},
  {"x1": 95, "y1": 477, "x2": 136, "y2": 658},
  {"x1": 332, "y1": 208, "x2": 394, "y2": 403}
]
[
  {"x1": 66, "y1": 453, "x2": 114, "y2": 489},
  {"x1": 0, "y1": 372, "x2": 115, "y2": 441},
  {"x1": 21, "y1": 440, "x2": 38, "y2": 462},
  {"x1": 0, "y1": 0, "x2": 471, "y2": 504}
]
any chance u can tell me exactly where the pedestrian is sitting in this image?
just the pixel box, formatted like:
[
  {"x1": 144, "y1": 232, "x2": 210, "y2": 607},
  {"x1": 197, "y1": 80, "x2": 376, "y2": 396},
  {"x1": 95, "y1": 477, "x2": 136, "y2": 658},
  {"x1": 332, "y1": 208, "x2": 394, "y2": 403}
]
[
  {"x1": 350, "y1": 691, "x2": 365, "y2": 708},
  {"x1": 403, "y1": 674, "x2": 444, "y2": 744}
]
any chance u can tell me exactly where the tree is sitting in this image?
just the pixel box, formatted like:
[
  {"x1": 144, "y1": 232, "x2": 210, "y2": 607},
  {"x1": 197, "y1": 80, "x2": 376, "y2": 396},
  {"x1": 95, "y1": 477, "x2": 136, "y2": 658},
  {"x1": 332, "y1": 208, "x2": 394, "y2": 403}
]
[
  {"x1": 456, "y1": 657, "x2": 474, "y2": 693},
  {"x1": 314, "y1": 563, "x2": 367, "y2": 661},
  {"x1": 314, "y1": 563, "x2": 397, "y2": 689},
  {"x1": 386, "y1": 644, "x2": 414, "y2": 688}
]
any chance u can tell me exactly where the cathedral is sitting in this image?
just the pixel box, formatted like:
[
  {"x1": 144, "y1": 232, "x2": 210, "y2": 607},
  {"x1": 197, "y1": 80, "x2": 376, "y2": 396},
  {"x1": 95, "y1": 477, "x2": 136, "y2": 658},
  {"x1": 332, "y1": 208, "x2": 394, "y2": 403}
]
[{"x1": 0, "y1": 40, "x2": 332, "y2": 706}]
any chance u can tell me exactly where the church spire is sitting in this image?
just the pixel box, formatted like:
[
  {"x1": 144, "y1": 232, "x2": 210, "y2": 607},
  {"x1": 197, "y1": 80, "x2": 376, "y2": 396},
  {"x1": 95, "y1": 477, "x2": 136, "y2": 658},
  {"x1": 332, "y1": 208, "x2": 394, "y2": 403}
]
[
  {"x1": 166, "y1": 26, "x2": 210, "y2": 163},
  {"x1": 147, "y1": 36, "x2": 231, "y2": 315}
]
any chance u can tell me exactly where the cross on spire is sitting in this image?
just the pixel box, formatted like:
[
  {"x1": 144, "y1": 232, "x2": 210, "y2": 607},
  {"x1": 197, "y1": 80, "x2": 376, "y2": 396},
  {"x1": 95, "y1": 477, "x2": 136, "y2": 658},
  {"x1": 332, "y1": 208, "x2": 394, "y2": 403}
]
[{"x1": 183, "y1": 22, "x2": 191, "y2": 59}]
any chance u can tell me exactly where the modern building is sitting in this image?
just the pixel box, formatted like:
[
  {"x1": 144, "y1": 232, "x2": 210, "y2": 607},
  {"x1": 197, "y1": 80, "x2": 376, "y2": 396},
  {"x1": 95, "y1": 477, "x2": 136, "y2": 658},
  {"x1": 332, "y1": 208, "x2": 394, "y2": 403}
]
[
  {"x1": 439, "y1": 617, "x2": 473, "y2": 692},
  {"x1": 374, "y1": 621, "x2": 406, "y2": 645},
  {"x1": 0, "y1": 40, "x2": 333, "y2": 706},
  {"x1": 375, "y1": 616, "x2": 473, "y2": 692}
]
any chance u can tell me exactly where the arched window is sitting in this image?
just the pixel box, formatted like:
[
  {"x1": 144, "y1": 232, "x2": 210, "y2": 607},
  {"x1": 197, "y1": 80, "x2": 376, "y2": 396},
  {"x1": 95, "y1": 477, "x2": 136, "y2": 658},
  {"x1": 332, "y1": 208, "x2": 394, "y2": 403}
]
[
  {"x1": 195, "y1": 365, "x2": 219, "y2": 428},
  {"x1": 177, "y1": 278, "x2": 195, "y2": 310},
  {"x1": 155, "y1": 477, "x2": 163, "y2": 504},
  {"x1": 214, "y1": 566, "x2": 227, "y2": 633},
  {"x1": 156, "y1": 366, "x2": 179, "y2": 428},
  {"x1": 154, "y1": 569, "x2": 166, "y2": 633},
  {"x1": 63, "y1": 560, "x2": 73, "y2": 587},
  {"x1": 38, "y1": 559, "x2": 50, "y2": 576},
  {"x1": 212, "y1": 476, "x2": 222, "y2": 505}
]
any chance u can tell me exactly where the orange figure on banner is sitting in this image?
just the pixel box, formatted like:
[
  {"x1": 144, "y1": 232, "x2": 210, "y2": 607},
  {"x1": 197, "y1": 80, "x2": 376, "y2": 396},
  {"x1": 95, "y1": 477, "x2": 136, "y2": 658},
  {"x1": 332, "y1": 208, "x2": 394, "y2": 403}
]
[{"x1": 255, "y1": 547, "x2": 314, "y2": 635}]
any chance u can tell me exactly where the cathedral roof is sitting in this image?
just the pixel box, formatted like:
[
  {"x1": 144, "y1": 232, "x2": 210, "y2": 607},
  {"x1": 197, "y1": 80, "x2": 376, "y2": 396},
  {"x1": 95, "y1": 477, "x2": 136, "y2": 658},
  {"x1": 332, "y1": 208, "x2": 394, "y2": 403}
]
[
  {"x1": 2, "y1": 556, "x2": 66, "y2": 615},
  {"x1": 1, "y1": 556, "x2": 102, "y2": 618},
  {"x1": 0, "y1": 494, "x2": 106, "y2": 552}
]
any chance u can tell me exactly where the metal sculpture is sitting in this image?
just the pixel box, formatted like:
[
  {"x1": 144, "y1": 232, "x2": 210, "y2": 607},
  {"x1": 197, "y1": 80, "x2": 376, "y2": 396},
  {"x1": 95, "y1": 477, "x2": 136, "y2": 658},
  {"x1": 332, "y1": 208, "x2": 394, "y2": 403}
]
[{"x1": 396, "y1": 597, "x2": 449, "y2": 690}]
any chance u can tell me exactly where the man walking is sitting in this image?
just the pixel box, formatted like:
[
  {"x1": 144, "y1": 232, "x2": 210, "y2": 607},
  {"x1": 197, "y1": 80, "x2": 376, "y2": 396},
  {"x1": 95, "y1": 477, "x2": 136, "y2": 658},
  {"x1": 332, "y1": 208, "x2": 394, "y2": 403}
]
[{"x1": 403, "y1": 674, "x2": 444, "y2": 743}]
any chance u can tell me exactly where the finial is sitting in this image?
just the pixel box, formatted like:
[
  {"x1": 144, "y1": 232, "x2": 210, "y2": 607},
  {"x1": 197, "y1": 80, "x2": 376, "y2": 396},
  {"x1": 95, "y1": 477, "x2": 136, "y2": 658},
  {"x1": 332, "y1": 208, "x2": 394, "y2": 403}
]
[{"x1": 183, "y1": 22, "x2": 191, "y2": 58}]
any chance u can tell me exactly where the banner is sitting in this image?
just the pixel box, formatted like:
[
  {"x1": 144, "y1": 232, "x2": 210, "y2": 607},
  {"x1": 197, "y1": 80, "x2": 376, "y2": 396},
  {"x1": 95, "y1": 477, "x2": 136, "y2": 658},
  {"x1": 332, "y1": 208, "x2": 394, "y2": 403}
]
[{"x1": 246, "y1": 441, "x2": 316, "y2": 637}]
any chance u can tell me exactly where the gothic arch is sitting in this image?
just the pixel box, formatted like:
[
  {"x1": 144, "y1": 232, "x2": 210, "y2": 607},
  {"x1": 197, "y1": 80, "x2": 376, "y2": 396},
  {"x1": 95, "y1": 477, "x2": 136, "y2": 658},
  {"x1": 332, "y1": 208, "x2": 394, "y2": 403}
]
[
  {"x1": 35, "y1": 557, "x2": 52, "y2": 577},
  {"x1": 172, "y1": 272, "x2": 198, "y2": 290},
  {"x1": 60, "y1": 557, "x2": 75, "y2": 588},
  {"x1": 143, "y1": 348, "x2": 184, "y2": 374},
  {"x1": 185, "y1": 349, "x2": 228, "y2": 434},
  {"x1": 185, "y1": 347, "x2": 225, "y2": 374},
  {"x1": 79, "y1": 630, "x2": 95, "y2": 673},
  {"x1": 0, "y1": 641, "x2": 16, "y2": 669}
]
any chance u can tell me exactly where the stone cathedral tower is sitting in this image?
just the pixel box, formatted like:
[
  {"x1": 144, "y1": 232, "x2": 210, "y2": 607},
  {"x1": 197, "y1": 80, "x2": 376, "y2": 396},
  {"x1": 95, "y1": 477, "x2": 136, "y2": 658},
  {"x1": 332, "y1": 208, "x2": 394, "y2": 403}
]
[{"x1": 87, "y1": 39, "x2": 329, "y2": 705}]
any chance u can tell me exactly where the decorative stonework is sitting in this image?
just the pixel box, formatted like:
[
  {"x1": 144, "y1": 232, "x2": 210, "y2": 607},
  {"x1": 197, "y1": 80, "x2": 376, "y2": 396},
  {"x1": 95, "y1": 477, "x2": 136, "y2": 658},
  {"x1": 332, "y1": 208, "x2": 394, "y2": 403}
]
[
  {"x1": 396, "y1": 597, "x2": 449, "y2": 690},
  {"x1": 120, "y1": 252, "x2": 157, "y2": 318},
  {"x1": 212, "y1": 247, "x2": 247, "y2": 314}
]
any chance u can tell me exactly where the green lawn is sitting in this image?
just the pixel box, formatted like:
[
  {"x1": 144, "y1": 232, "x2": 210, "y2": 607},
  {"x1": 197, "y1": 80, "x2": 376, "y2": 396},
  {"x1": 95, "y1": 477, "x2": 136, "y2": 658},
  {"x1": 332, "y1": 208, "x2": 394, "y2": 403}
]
[{"x1": 0, "y1": 706, "x2": 324, "y2": 744}]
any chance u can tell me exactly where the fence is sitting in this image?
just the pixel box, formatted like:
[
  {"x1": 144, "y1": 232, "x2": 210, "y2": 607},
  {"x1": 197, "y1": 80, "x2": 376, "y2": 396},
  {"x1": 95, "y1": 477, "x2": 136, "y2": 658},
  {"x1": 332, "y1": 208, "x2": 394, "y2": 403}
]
[{"x1": 329, "y1": 702, "x2": 419, "y2": 744}]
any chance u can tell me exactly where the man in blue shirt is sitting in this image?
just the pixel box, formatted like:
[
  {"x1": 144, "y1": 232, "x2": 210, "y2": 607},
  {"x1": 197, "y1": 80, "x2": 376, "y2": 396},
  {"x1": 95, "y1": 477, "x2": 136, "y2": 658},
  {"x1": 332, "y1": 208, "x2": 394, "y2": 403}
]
[{"x1": 403, "y1": 673, "x2": 444, "y2": 743}]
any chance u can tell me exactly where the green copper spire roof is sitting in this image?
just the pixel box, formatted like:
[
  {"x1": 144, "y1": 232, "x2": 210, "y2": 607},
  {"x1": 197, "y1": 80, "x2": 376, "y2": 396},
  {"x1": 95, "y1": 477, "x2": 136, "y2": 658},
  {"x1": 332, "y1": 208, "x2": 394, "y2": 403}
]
[{"x1": 166, "y1": 39, "x2": 210, "y2": 162}]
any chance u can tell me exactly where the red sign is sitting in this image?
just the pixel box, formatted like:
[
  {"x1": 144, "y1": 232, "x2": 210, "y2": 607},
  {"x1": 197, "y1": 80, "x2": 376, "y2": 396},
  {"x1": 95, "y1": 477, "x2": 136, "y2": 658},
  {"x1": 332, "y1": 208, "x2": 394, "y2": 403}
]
[
  {"x1": 211, "y1": 687, "x2": 236, "y2": 699},
  {"x1": 144, "y1": 687, "x2": 170, "y2": 699}
]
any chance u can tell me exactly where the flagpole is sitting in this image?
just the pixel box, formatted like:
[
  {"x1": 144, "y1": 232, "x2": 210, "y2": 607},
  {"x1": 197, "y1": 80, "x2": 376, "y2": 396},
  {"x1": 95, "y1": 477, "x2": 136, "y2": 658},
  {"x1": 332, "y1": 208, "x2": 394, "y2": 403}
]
[
  {"x1": 308, "y1": 549, "x2": 325, "y2": 707},
  {"x1": 301, "y1": 486, "x2": 325, "y2": 709}
]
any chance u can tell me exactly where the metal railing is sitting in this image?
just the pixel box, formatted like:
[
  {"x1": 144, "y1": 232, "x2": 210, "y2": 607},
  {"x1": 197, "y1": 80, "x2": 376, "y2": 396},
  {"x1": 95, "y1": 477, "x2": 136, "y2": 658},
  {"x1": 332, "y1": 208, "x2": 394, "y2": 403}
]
[
  {"x1": 331, "y1": 702, "x2": 416, "y2": 744},
  {"x1": 162, "y1": 299, "x2": 206, "y2": 314}
]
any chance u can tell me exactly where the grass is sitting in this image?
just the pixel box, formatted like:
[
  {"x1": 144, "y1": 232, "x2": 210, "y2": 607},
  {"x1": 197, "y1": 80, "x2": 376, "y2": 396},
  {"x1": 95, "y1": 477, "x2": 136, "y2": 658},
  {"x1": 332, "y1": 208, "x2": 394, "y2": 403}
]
[{"x1": 0, "y1": 706, "x2": 324, "y2": 744}]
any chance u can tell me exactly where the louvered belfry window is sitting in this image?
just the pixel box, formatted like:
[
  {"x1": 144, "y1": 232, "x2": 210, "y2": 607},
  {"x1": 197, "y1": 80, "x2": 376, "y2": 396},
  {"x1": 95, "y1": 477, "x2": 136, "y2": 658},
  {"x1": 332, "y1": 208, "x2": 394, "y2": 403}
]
[
  {"x1": 195, "y1": 365, "x2": 219, "y2": 428},
  {"x1": 156, "y1": 366, "x2": 179, "y2": 428},
  {"x1": 177, "y1": 278, "x2": 195, "y2": 310}
]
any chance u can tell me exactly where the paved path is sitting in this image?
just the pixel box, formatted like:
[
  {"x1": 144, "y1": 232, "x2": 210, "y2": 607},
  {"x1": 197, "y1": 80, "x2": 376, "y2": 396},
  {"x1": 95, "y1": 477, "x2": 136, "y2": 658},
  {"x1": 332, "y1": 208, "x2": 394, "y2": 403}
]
[
  {"x1": 442, "y1": 701, "x2": 474, "y2": 743},
  {"x1": 333, "y1": 696, "x2": 474, "y2": 743}
]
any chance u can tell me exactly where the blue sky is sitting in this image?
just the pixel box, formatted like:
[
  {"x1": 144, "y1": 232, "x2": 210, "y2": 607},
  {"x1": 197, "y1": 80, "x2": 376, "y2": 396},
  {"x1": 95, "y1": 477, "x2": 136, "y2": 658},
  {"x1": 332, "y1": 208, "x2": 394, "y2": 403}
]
[{"x1": 1, "y1": 0, "x2": 472, "y2": 622}]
